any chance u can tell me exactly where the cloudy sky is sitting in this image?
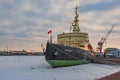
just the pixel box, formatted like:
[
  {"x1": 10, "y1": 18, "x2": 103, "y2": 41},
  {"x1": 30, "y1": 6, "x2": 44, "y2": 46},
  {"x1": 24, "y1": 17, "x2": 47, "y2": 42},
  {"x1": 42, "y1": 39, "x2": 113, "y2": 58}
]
[{"x1": 0, "y1": 0, "x2": 120, "y2": 52}]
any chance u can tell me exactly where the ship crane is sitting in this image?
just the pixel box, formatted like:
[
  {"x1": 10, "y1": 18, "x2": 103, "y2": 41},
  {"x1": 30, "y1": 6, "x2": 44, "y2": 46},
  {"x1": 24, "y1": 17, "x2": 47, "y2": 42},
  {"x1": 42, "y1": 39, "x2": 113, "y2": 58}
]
[{"x1": 97, "y1": 24, "x2": 115, "y2": 53}]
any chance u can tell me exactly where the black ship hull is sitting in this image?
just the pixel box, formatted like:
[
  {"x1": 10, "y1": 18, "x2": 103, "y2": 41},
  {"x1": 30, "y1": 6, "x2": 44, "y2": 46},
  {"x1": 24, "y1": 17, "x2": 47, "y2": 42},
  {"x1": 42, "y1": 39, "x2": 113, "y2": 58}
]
[{"x1": 44, "y1": 42, "x2": 89, "y2": 67}]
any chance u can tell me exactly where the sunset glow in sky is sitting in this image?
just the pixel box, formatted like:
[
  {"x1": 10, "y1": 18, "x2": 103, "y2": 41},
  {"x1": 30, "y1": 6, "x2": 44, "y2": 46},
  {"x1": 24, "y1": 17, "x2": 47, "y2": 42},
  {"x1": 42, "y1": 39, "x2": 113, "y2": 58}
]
[{"x1": 0, "y1": 0, "x2": 120, "y2": 52}]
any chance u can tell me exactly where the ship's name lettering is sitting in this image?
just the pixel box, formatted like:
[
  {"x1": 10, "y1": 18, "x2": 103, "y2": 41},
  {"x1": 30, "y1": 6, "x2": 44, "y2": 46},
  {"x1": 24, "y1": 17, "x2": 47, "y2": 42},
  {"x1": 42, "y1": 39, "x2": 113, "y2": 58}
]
[{"x1": 64, "y1": 49, "x2": 72, "y2": 52}]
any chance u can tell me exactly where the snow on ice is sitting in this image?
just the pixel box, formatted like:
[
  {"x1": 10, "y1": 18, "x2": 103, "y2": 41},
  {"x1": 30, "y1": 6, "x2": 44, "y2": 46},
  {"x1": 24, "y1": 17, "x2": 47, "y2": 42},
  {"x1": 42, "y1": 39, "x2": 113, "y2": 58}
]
[{"x1": 0, "y1": 56, "x2": 120, "y2": 80}]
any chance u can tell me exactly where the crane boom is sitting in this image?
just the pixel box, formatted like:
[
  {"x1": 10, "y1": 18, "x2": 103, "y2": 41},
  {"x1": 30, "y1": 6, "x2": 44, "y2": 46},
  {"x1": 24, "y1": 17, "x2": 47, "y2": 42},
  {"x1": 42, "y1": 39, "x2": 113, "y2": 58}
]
[
  {"x1": 100, "y1": 25, "x2": 115, "y2": 44},
  {"x1": 97, "y1": 24, "x2": 115, "y2": 53}
]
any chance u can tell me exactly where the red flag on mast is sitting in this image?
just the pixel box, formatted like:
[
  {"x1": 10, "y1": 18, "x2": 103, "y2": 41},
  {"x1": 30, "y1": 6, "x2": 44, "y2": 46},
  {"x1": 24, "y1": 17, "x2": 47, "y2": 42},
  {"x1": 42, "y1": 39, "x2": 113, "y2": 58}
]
[{"x1": 48, "y1": 30, "x2": 52, "y2": 34}]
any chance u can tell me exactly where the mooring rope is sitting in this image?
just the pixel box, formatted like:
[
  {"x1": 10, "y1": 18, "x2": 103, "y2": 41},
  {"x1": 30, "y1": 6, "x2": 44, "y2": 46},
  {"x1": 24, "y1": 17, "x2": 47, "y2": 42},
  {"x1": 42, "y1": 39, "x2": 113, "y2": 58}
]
[
  {"x1": 51, "y1": 44, "x2": 82, "y2": 60},
  {"x1": 50, "y1": 43, "x2": 118, "y2": 65}
]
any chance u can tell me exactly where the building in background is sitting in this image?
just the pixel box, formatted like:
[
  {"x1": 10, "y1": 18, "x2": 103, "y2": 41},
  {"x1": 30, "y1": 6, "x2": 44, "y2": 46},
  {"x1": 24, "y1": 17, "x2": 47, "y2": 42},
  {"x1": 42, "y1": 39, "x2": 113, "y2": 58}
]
[{"x1": 104, "y1": 48, "x2": 120, "y2": 58}]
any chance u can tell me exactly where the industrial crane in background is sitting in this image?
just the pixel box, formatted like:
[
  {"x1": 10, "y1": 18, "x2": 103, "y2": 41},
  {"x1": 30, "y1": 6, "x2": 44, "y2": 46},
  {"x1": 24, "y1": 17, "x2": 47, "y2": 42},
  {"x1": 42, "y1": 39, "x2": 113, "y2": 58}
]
[{"x1": 97, "y1": 24, "x2": 116, "y2": 53}]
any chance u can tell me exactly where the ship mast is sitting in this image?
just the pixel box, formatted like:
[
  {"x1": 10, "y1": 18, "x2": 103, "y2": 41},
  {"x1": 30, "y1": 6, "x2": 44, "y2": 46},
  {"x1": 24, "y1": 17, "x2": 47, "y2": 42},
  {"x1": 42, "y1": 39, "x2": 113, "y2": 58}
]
[{"x1": 72, "y1": 6, "x2": 80, "y2": 33}]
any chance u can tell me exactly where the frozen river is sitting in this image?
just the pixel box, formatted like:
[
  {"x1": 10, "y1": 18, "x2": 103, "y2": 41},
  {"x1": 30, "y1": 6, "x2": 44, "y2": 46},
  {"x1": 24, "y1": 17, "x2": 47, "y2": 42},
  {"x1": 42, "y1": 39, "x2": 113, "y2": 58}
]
[{"x1": 0, "y1": 56, "x2": 120, "y2": 80}]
